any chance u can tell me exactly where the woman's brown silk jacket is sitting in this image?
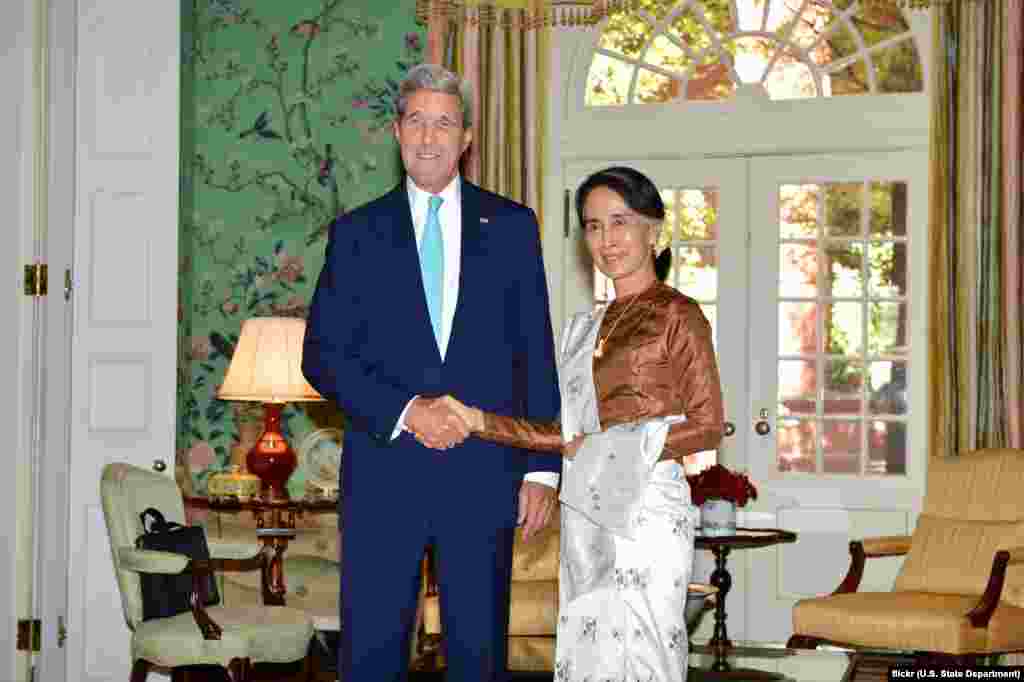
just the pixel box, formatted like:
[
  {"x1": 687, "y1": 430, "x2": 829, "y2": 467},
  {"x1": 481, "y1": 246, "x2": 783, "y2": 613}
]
[{"x1": 479, "y1": 281, "x2": 725, "y2": 461}]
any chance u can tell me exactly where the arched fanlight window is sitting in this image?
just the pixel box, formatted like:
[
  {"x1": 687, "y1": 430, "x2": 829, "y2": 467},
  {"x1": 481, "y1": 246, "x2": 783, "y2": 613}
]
[{"x1": 586, "y1": 0, "x2": 923, "y2": 105}]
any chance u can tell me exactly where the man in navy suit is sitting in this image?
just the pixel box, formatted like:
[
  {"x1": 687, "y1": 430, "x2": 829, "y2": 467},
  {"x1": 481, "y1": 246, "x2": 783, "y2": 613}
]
[{"x1": 302, "y1": 63, "x2": 561, "y2": 681}]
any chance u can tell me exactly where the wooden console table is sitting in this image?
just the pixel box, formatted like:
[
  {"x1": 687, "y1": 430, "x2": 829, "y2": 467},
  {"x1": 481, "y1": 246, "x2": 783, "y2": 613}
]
[{"x1": 184, "y1": 495, "x2": 336, "y2": 606}]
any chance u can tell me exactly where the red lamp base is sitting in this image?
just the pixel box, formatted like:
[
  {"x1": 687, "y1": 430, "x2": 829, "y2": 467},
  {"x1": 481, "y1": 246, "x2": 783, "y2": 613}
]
[{"x1": 245, "y1": 403, "x2": 296, "y2": 501}]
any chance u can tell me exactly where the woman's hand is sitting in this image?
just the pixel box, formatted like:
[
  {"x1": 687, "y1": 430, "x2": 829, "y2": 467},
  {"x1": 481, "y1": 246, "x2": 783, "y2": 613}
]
[
  {"x1": 563, "y1": 435, "x2": 585, "y2": 460},
  {"x1": 440, "y1": 395, "x2": 485, "y2": 432}
]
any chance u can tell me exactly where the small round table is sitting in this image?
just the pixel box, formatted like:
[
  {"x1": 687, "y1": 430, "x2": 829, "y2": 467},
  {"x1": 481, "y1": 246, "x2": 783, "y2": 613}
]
[
  {"x1": 184, "y1": 495, "x2": 336, "y2": 605},
  {"x1": 695, "y1": 527, "x2": 797, "y2": 660}
]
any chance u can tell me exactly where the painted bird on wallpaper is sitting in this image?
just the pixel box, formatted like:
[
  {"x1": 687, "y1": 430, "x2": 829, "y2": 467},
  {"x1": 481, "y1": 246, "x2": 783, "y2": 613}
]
[
  {"x1": 291, "y1": 20, "x2": 320, "y2": 39},
  {"x1": 239, "y1": 111, "x2": 281, "y2": 140}
]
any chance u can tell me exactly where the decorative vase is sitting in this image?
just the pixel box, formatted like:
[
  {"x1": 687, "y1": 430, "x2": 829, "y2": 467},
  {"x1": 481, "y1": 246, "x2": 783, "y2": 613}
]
[{"x1": 700, "y1": 498, "x2": 737, "y2": 536}]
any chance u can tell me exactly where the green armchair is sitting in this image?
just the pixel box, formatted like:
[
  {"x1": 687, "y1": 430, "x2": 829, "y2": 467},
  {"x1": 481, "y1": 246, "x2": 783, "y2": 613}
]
[{"x1": 101, "y1": 462, "x2": 316, "y2": 682}]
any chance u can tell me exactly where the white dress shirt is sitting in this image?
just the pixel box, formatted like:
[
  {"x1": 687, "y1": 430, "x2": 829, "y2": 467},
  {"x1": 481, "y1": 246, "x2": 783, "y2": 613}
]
[{"x1": 392, "y1": 175, "x2": 559, "y2": 490}]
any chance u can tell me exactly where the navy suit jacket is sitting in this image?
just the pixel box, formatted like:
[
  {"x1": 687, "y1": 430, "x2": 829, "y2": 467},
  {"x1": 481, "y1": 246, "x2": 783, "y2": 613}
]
[{"x1": 302, "y1": 179, "x2": 561, "y2": 531}]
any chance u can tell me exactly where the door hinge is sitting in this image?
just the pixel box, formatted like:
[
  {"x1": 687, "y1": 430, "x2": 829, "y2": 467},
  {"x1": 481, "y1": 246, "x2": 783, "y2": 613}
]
[
  {"x1": 23, "y1": 263, "x2": 48, "y2": 297},
  {"x1": 58, "y1": 615, "x2": 67, "y2": 648},
  {"x1": 16, "y1": 619, "x2": 42, "y2": 652}
]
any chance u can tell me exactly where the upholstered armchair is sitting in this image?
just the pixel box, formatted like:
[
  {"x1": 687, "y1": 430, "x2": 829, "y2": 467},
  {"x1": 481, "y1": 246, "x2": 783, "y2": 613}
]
[
  {"x1": 101, "y1": 462, "x2": 316, "y2": 682},
  {"x1": 788, "y1": 448, "x2": 1024, "y2": 667}
]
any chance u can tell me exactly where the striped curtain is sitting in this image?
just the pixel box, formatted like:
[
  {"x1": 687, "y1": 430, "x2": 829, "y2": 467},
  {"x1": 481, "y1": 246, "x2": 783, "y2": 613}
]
[
  {"x1": 929, "y1": 1, "x2": 1024, "y2": 459},
  {"x1": 439, "y1": 10, "x2": 549, "y2": 232}
]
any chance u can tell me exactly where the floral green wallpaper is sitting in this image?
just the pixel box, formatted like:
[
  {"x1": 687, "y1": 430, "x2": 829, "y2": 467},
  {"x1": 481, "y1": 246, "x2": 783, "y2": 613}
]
[{"x1": 177, "y1": 0, "x2": 423, "y2": 496}]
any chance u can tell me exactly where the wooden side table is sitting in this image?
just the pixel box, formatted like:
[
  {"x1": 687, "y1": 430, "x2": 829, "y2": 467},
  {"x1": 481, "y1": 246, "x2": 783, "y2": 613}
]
[
  {"x1": 695, "y1": 528, "x2": 798, "y2": 656},
  {"x1": 185, "y1": 495, "x2": 336, "y2": 606}
]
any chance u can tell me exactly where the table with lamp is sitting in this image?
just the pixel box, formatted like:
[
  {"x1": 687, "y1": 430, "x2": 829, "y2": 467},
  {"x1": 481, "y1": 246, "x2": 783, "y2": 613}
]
[{"x1": 185, "y1": 316, "x2": 337, "y2": 607}]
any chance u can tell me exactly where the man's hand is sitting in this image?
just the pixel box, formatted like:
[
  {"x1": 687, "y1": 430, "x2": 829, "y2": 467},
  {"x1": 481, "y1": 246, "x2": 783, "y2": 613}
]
[
  {"x1": 518, "y1": 480, "x2": 557, "y2": 542},
  {"x1": 406, "y1": 396, "x2": 471, "y2": 450}
]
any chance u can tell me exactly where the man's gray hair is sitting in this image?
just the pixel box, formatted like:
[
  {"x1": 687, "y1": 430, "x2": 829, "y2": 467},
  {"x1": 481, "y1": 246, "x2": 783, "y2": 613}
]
[{"x1": 395, "y1": 63, "x2": 473, "y2": 128}]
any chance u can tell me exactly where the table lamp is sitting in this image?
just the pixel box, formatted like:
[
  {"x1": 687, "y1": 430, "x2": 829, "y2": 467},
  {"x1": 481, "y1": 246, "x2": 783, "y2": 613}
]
[{"x1": 217, "y1": 317, "x2": 324, "y2": 500}]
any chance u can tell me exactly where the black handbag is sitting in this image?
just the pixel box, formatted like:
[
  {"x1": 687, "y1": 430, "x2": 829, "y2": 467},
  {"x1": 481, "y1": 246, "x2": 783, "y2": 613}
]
[{"x1": 134, "y1": 507, "x2": 220, "y2": 621}]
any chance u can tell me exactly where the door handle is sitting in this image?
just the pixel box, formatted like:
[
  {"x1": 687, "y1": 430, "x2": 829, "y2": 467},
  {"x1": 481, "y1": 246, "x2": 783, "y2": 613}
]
[
  {"x1": 723, "y1": 421, "x2": 736, "y2": 437},
  {"x1": 152, "y1": 459, "x2": 167, "y2": 473},
  {"x1": 754, "y1": 408, "x2": 771, "y2": 436}
]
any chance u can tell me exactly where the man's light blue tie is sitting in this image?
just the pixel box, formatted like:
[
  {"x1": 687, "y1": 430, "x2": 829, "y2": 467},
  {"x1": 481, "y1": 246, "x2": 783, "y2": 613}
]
[{"x1": 420, "y1": 195, "x2": 444, "y2": 347}]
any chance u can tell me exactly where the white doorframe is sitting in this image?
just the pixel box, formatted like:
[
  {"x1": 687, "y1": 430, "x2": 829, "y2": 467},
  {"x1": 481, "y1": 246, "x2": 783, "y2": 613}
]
[
  {"x1": 2, "y1": 0, "x2": 42, "y2": 680},
  {"x1": 35, "y1": 0, "x2": 77, "y2": 678}
]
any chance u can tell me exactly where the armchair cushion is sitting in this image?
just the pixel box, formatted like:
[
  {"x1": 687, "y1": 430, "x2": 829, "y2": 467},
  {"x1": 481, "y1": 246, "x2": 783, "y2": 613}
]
[
  {"x1": 793, "y1": 592, "x2": 988, "y2": 653},
  {"x1": 894, "y1": 515, "x2": 1024, "y2": 607},
  {"x1": 132, "y1": 604, "x2": 314, "y2": 669}
]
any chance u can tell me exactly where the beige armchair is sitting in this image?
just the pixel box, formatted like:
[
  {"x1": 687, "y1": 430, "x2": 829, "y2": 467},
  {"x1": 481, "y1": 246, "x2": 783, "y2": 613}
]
[
  {"x1": 788, "y1": 448, "x2": 1024, "y2": 667},
  {"x1": 101, "y1": 463, "x2": 316, "y2": 682}
]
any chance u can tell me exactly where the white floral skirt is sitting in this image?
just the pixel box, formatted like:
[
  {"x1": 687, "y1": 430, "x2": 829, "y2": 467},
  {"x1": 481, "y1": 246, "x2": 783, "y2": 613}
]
[{"x1": 554, "y1": 459, "x2": 698, "y2": 682}]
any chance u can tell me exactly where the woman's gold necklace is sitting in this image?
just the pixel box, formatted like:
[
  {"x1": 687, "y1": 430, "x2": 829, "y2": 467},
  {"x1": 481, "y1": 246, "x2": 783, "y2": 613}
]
[{"x1": 594, "y1": 292, "x2": 642, "y2": 359}]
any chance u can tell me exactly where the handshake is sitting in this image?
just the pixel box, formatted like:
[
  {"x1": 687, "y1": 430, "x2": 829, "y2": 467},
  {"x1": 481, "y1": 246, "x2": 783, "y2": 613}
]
[{"x1": 405, "y1": 395, "x2": 484, "y2": 450}]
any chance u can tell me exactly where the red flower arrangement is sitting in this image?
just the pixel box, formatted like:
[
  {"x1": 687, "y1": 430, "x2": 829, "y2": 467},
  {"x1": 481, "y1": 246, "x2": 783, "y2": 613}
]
[{"x1": 686, "y1": 464, "x2": 758, "y2": 508}]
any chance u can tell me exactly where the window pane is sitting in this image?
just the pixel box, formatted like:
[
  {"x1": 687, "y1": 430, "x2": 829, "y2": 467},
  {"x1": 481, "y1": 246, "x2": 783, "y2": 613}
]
[
  {"x1": 679, "y1": 188, "x2": 719, "y2": 240},
  {"x1": 825, "y1": 242, "x2": 865, "y2": 298},
  {"x1": 822, "y1": 419, "x2": 862, "y2": 474},
  {"x1": 778, "y1": 418, "x2": 816, "y2": 472},
  {"x1": 779, "y1": 359, "x2": 816, "y2": 417},
  {"x1": 672, "y1": 246, "x2": 718, "y2": 300},
  {"x1": 824, "y1": 358, "x2": 864, "y2": 415},
  {"x1": 867, "y1": 302, "x2": 907, "y2": 355},
  {"x1": 869, "y1": 181, "x2": 908, "y2": 237},
  {"x1": 667, "y1": 3, "x2": 734, "y2": 48},
  {"x1": 586, "y1": 53, "x2": 632, "y2": 106},
  {"x1": 722, "y1": 35, "x2": 775, "y2": 85},
  {"x1": 779, "y1": 242, "x2": 817, "y2": 298},
  {"x1": 766, "y1": 0, "x2": 832, "y2": 50},
  {"x1": 829, "y1": 58, "x2": 870, "y2": 96},
  {"x1": 598, "y1": 15, "x2": 654, "y2": 60},
  {"x1": 763, "y1": 50, "x2": 819, "y2": 100},
  {"x1": 780, "y1": 184, "x2": 818, "y2": 238},
  {"x1": 636, "y1": 69, "x2": 680, "y2": 103},
  {"x1": 824, "y1": 183, "x2": 862, "y2": 237},
  {"x1": 875, "y1": 38, "x2": 924, "y2": 93},
  {"x1": 868, "y1": 242, "x2": 908, "y2": 298},
  {"x1": 647, "y1": 34, "x2": 690, "y2": 74},
  {"x1": 824, "y1": 301, "x2": 863, "y2": 355},
  {"x1": 779, "y1": 301, "x2": 819, "y2": 355},
  {"x1": 868, "y1": 420, "x2": 907, "y2": 475},
  {"x1": 868, "y1": 361, "x2": 907, "y2": 416}
]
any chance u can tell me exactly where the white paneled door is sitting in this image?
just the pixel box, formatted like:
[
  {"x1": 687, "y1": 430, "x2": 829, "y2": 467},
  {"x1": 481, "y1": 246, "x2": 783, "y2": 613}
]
[
  {"x1": 45, "y1": 2, "x2": 181, "y2": 681},
  {"x1": 562, "y1": 151, "x2": 928, "y2": 645}
]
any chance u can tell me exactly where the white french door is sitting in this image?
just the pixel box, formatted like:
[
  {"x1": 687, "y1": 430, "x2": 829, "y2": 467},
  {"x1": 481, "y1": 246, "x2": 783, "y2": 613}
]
[
  {"x1": 562, "y1": 150, "x2": 928, "y2": 645},
  {"x1": 743, "y1": 151, "x2": 928, "y2": 643}
]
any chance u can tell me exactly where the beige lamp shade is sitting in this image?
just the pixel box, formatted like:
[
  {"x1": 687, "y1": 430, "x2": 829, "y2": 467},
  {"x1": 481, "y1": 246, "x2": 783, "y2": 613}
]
[{"x1": 217, "y1": 317, "x2": 324, "y2": 403}]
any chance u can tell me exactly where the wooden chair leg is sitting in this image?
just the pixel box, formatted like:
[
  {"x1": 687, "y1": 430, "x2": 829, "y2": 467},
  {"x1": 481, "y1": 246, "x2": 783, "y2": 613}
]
[
  {"x1": 787, "y1": 634, "x2": 823, "y2": 649},
  {"x1": 129, "y1": 660, "x2": 151, "y2": 682},
  {"x1": 226, "y1": 658, "x2": 252, "y2": 682},
  {"x1": 303, "y1": 651, "x2": 316, "y2": 682}
]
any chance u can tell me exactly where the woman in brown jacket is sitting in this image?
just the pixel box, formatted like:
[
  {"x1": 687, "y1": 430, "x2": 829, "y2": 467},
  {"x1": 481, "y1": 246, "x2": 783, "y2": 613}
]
[{"x1": 440, "y1": 166, "x2": 725, "y2": 681}]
